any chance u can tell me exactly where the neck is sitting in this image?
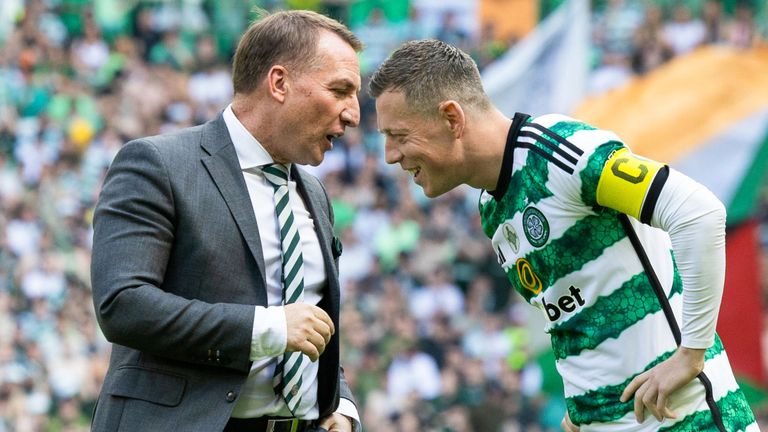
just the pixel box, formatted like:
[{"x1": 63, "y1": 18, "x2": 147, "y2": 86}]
[
  {"x1": 463, "y1": 108, "x2": 513, "y2": 191},
  {"x1": 231, "y1": 93, "x2": 279, "y2": 156}
]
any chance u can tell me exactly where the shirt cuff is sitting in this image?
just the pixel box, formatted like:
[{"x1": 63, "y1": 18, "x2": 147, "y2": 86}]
[
  {"x1": 336, "y1": 398, "x2": 361, "y2": 432},
  {"x1": 249, "y1": 306, "x2": 287, "y2": 360}
]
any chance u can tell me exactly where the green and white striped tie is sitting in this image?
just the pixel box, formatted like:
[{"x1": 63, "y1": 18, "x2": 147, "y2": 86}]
[{"x1": 262, "y1": 163, "x2": 307, "y2": 414}]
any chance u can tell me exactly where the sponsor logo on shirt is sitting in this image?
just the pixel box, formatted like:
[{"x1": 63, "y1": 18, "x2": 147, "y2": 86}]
[
  {"x1": 516, "y1": 258, "x2": 542, "y2": 295},
  {"x1": 543, "y1": 285, "x2": 586, "y2": 322},
  {"x1": 502, "y1": 222, "x2": 520, "y2": 253}
]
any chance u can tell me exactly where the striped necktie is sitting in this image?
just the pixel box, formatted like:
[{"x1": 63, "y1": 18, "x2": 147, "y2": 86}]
[{"x1": 262, "y1": 163, "x2": 307, "y2": 414}]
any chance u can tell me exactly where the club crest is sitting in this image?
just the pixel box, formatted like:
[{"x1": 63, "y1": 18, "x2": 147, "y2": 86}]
[{"x1": 523, "y1": 206, "x2": 549, "y2": 247}]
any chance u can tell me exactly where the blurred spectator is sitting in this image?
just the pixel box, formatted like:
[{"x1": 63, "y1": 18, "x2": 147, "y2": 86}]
[
  {"x1": 408, "y1": 266, "x2": 464, "y2": 327},
  {"x1": 70, "y1": 19, "x2": 109, "y2": 82},
  {"x1": 588, "y1": 51, "x2": 633, "y2": 94},
  {"x1": 1, "y1": 1, "x2": 767, "y2": 430},
  {"x1": 471, "y1": 21, "x2": 514, "y2": 69},
  {"x1": 148, "y1": 29, "x2": 195, "y2": 71},
  {"x1": 727, "y1": 4, "x2": 758, "y2": 48},
  {"x1": 394, "y1": 6, "x2": 433, "y2": 42},
  {"x1": 436, "y1": 10, "x2": 470, "y2": 49},
  {"x1": 19, "y1": 253, "x2": 65, "y2": 301},
  {"x1": 373, "y1": 208, "x2": 420, "y2": 270},
  {"x1": 131, "y1": 6, "x2": 162, "y2": 60},
  {"x1": 630, "y1": 4, "x2": 674, "y2": 74},
  {"x1": 386, "y1": 339, "x2": 442, "y2": 402},
  {"x1": 353, "y1": 7, "x2": 402, "y2": 74},
  {"x1": 702, "y1": 0, "x2": 726, "y2": 44},
  {"x1": 592, "y1": 0, "x2": 645, "y2": 59},
  {"x1": 663, "y1": 4, "x2": 707, "y2": 55}
]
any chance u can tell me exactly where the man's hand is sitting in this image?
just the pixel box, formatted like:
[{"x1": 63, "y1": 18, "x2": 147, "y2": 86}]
[
  {"x1": 561, "y1": 410, "x2": 579, "y2": 432},
  {"x1": 284, "y1": 303, "x2": 335, "y2": 362},
  {"x1": 620, "y1": 346, "x2": 705, "y2": 423},
  {"x1": 316, "y1": 412, "x2": 353, "y2": 432}
]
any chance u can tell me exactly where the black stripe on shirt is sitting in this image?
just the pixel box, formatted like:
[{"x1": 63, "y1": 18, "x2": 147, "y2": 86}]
[
  {"x1": 515, "y1": 142, "x2": 575, "y2": 175},
  {"x1": 526, "y1": 123, "x2": 584, "y2": 156},
  {"x1": 519, "y1": 130, "x2": 579, "y2": 165},
  {"x1": 489, "y1": 112, "x2": 530, "y2": 200},
  {"x1": 639, "y1": 165, "x2": 670, "y2": 224},
  {"x1": 619, "y1": 214, "x2": 726, "y2": 432}
]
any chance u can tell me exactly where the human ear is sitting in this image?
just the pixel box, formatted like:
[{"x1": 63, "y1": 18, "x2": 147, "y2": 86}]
[
  {"x1": 438, "y1": 100, "x2": 465, "y2": 139},
  {"x1": 267, "y1": 65, "x2": 289, "y2": 103}
]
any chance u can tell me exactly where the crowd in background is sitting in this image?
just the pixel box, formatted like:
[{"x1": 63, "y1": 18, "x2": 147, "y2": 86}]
[{"x1": 0, "y1": 0, "x2": 767, "y2": 431}]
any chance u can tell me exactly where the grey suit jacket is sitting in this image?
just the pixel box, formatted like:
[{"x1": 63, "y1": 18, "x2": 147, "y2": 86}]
[{"x1": 90, "y1": 114, "x2": 353, "y2": 431}]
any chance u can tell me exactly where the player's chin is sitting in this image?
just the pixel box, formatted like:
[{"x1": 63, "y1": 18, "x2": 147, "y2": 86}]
[
  {"x1": 421, "y1": 182, "x2": 449, "y2": 198},
  {"x1": 422, "y1": 176, "x2": 459, "y2": 198}
]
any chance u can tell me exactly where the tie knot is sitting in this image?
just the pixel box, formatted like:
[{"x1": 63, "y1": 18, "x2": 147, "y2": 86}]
[{"x1": 262, "y1": 163, "x2": 289, "y2": 187}]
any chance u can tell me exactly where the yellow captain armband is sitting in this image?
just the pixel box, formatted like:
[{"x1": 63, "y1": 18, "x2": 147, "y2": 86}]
[{"x1": 596, "y1": 148, "x2": 669, "y2": 224}]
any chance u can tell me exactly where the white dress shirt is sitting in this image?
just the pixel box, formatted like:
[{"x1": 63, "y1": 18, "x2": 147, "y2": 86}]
[{"x1": 223, "y1": 106, "x2": 358, "y2": 424}]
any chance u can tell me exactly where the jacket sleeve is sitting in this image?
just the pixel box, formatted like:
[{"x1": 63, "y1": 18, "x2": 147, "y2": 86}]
[{"x1": 91, "y1": 139, "x2": 254, "y2": 372}]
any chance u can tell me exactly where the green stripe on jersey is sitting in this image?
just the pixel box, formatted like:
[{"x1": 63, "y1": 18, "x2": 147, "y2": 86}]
[
  {"x1": 547, "y1": 119, "x2": 598, "y2": 139},
  {"x1": 550, "y1": 272, "x2": 659, "y2": 359},
  {"x1": 658, "y1": 389, "x2": 755, "y2": 432},
  {"x1": 580, "y1": 141, "x2": 624, "y2": 208},
  {"x1": 566, "y1": 336, "x2": 725, "y2": 425},
  {"x1": 550, "y1": 251, "x2": 683, "y2": 359},
  {"x1": 481, "y1": 151, "x2": 553, "y2": 238},
  {"x1": 670, "y1": 252, "x2": 682, "y2": 298},
  {"x1": 512, "y1": 214, "x2": 625, "y2": 303}
]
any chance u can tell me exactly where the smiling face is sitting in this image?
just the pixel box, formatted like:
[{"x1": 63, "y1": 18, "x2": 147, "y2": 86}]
[
  {"x1": 376, "y1": 90, "x2": 466, "y2": 197},
  {"x1": 276, "y1": 30, "x2": 361, "y2": 166}
]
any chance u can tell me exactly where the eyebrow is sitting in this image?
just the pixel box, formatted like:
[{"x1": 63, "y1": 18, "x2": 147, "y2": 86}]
[
  {"x1": 379, "y1": 128, "x2": 407, "y2": 136},
  {"x1": 330, "y1": 79, "x2": 360, "y2": 92}
]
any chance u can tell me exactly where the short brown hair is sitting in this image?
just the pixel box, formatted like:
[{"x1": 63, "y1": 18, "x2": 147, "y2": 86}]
[
  {"x1": 232, "y1": 10, "x2": 363, "y2": 95},
  {"x1": 369, "y1": 39, "x2": 490, "y2": 116}
]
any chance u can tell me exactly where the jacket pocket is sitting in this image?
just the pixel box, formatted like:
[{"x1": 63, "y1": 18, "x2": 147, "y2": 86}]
[{"x1": 108, "y1": 366, "x2": 187, "y2": 407}]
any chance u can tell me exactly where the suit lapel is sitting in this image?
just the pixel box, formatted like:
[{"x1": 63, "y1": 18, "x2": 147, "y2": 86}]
[{"x1": 200, "y1": 116, "x2": 267, "y2": 288}]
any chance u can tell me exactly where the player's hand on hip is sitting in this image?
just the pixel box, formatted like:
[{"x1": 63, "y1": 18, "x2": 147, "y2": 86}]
[
  {"x1": 620, "y1": 346, "x2": 705, "y2": 423},
  {"x1": 561, "y1": 410, "x2": 580, "y2": 431},
  {"x1": 284, "y1": 303, "x2": 335, "y2": 362}
]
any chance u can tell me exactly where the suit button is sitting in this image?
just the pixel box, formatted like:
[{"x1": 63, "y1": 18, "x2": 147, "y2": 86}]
[
  {"x1": 290, "y1": 385, "x2": 299, "y2": 396},
  {"x1": 226, "y1": 391, "x2": 237, "y2": 402}
]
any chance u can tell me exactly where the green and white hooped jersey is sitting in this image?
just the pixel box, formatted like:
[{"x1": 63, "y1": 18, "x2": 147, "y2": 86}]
[{"x1": 479, "y1": 113, "x2": 757, "y2": 431}]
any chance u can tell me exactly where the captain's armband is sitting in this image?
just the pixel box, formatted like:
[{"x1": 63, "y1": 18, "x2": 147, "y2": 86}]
[{"x1": 596, "y1": 148, "x2": 669, "y2": 223}]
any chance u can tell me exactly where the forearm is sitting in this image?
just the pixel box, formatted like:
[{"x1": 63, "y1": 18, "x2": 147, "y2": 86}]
[{"x1": 650, "y1": 169, "x2": 726, "y2": 349}]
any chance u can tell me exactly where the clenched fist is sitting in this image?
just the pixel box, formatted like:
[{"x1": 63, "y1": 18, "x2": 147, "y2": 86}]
[{"x1": 284, "y1": 303, "x2": 335, "y2": 362}]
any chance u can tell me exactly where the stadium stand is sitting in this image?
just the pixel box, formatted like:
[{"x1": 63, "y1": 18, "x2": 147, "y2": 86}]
[{"x1": 0, "y1": 0, "x2": 766, "y2": 430}]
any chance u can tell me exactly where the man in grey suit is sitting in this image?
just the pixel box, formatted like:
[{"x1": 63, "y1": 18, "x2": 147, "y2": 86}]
[{"x1": 90, "y1": 10, "x2": 363, "y2": 432}]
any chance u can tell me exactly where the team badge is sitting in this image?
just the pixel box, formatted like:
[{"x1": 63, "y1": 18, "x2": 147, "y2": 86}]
[
  {"x1": 522, "y1": 206, "x2": 549, "y2": 247},
  {"x1": 502, "y1": 222, "x2": 520, "y2": 253}
]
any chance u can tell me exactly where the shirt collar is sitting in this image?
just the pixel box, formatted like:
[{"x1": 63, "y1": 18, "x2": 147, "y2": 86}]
[
  {"x1": 222, "y1": 104, "x2": 292, "y2": 174},
  {"x1": 488, "y1": 112, "x2": 530, "y2": 201}
]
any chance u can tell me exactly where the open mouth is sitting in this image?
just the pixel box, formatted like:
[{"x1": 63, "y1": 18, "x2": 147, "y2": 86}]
[
  {"x1": 406, "y1": 167, "x2": 421, "y2": 179},
  {"x1": 325, "y1": 133, "x2": 342, "y2": 146}
]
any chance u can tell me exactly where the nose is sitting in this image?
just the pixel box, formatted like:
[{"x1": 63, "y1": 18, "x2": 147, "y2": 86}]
[
  {"x1": 341, "y1": 96, "x2": 360, "y2": 128},
  {"x1": 384, "y1": 137, "x2": 402, "y2": 165}
]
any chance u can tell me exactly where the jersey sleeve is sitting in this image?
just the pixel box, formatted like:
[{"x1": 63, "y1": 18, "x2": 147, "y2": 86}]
[
  {"x1": 649, "y1": 169, "x2": 726, "y2": 349},
  {"x1": 595, "y1": 148, "x2": 670, "y2": 223}
]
